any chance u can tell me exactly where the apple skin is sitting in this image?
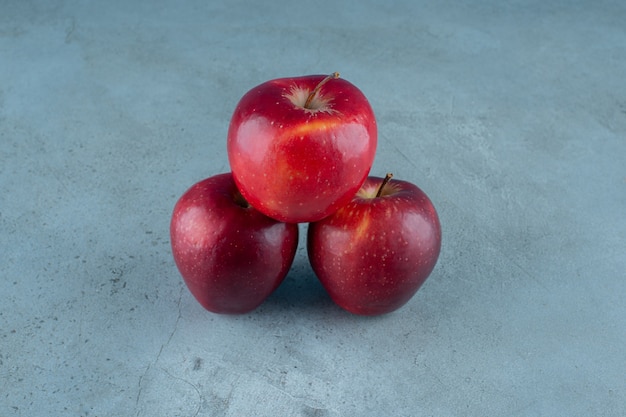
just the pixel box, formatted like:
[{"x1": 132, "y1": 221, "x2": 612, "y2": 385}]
[
  {"x1": 307, "y1": 175, "x2": 441, "y2": 316},
  {"x1": 170, "y1": 173, "x2": 299, "y2": 314},
  {"x1": 227, "y1": 74, "x2": 377, "y2": 223}
]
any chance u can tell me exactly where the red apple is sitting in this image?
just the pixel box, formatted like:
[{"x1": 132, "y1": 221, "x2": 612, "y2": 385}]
[
  {"x1": 307, "y1": 174, "x2": 441, "y2": 315},
  {"x1": 170, "y1": 173, "x2": 298, "y2": 314},
  {"x1": 227, "y1": 72, "x2": 377, "y2": 223}
]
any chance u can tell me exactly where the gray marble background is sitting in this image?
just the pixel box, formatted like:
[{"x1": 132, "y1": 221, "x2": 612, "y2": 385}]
[{"x1": 1, "y1": 1, "x2": 625, "y2": 415}]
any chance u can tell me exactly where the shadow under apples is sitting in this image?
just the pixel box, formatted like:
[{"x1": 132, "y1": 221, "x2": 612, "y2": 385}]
[
  {"x1": 255, "y1": 251, "x2": 394, "y2": 325},
  {"x1": 239, "y1": 226, "x2": 397, "y2": 322},
  {"x1": 260, "y1": 252, "x2": 336, "y2": 314}
]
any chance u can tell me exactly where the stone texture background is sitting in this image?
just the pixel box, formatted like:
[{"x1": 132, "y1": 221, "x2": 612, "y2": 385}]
[{"x1": 1, "y1": 0, "x2": 625, "y2": 415}]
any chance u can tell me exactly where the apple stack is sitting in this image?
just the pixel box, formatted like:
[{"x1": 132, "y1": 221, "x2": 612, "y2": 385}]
[{"x1": 170, "y1": 73, "x2": 441, "y2": 316}]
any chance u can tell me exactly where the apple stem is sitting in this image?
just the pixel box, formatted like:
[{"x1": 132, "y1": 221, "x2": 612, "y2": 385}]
[
  {"x1": 304, "y1": 72, "x2": 340, "y2": 109},
  {"x1": 375, "y1": 173, "x2": 394, "y2": 198}
]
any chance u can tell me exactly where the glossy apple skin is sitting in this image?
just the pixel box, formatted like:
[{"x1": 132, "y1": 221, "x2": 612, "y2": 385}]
[
  {"x1": 170, "y1": 173, "x2": 298, "y2": 314},
  {"x1": 307, "y1": 176, "x2": 441, "y2": 316},
  {"x1": 227, "y1": 74, "x2": 377, "y2": 223}
]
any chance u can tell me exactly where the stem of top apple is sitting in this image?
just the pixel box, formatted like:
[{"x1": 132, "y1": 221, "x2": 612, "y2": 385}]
[
  {"x1": 304, "y1": 72, "x2": 340, "y2": 109},
  {"x1": 375, "y1": 173, "x2": 394, "y2": 198}
]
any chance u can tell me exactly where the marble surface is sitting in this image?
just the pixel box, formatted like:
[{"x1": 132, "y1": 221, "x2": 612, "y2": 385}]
[{"x1": 1, "y1": 0, "x2": 625, "y2": 415}]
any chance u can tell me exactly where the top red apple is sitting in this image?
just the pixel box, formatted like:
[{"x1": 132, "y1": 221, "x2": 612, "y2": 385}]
[{"x1": 227, "y1": 73, "x2": 377, "y2": 223}]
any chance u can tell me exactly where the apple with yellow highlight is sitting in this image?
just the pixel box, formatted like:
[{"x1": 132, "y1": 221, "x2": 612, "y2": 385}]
[
  {"x1": 227, "y1": 73, "x2": 377, "y2": 223},
  {"x1": 307, "y1": 174, "x2": 441, "y2": 315}
]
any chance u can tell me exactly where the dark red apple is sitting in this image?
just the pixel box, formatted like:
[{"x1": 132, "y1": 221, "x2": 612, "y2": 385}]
[
  {"x1": 227, "y1": 72, "x2": 377, "y2": 223},
  {"x1": 170, "y1": 173, "x2": 298, "y2": 314},
  {"x1": 307, "y1": 174, "x2": 441, "y2": 316}
]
